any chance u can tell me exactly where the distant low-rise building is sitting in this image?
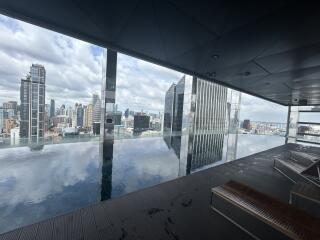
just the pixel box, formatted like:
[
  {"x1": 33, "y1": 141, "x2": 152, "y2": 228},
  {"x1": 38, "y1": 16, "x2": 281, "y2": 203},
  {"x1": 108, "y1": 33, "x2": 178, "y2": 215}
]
[
  {"x1": 298, "y1": 125, "x2": 311, "y2": 134},
  {"x1": 93, "y1": 122, "x2": 100, "y2": 135},
  {"x1": 134, "y1": 113, "x2": 150, "y2": 132},
  {"x1": 106, "y1": 111, "x2": 122, "y2": 126},
  {"x1": 62, "y1": 127, "x2": 79, "y2": 137},
  {"x1": 242, "y1": 119, "x2": 251, "y2": 130},
  {"x1": 5, "y1": 119, "x2": 17, "y2": 135},
  {"x1": 51, "y1": 115, "x2": 71, "y2": 127}
]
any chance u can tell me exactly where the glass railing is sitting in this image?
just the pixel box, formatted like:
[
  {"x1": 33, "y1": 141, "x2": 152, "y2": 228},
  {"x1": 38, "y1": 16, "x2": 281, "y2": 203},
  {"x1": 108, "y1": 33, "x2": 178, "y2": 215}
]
[
  {"x1": 0, "y1": 134, "x2": 100, "y2": 149},
  {"x1": 238, "y1": 121, "x2": 287, "y2": 137}
]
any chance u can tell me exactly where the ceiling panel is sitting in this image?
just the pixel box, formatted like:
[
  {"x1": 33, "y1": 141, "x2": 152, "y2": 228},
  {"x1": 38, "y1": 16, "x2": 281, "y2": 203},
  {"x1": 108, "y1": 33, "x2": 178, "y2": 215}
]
[{"x1": 0, "y1": 0, "x2": 320, "y2": 105}]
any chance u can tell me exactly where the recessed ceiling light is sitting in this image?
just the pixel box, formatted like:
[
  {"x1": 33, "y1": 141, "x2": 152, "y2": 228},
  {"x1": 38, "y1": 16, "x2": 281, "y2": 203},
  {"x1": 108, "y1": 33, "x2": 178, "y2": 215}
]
[{"x1": 211, "y1": 54, "x2": 220, "y2": 59}]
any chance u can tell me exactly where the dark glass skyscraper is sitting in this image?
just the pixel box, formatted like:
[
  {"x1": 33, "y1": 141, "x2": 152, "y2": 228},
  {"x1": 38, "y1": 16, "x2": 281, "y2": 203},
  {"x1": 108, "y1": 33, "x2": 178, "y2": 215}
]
[
  {"x1": 124, "y1": 108, "x2": 129, "y2": 118},
  {"x1": 92, "y1": 95, "x2": 101, "y2": 124},
  {"x1": 50, "y1": 99, "x2": 55, "y2": 118},
  {"x1": 76, "y1": 104, "x2": 84, "y2": 127},
  {"x1": 20, "y1": 64, "x2": 46, "y2": 142},
  {"x1": 133, "y1": 113, "x2": 150, "y2": 132},
  {"x1": 92, "y1": 93, "x2": 99, "y2": 108},
  {"x1": 163, "y1": 83, "x2": 176, "y2": 135},
  {"x1": 164, "y1": 75, "x2": 228, "y2": 174},
  {"x1": 173, "y1": 77, "x2": 185, "y2": 132}
]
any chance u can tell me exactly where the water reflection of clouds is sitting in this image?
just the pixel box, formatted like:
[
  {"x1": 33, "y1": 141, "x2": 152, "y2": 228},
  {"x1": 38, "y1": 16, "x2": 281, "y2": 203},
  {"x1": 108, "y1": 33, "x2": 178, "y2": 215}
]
[
  {"x1": 0, "y1": 142, "x2": 100, "y2": 206},
  {"x1": 112, "y1": 137, "x2": 180, "y2": 196},
  {"x1": 236, "y1": 135, "x2": 285, "y2": 159},
  {"x1": 0, "y1": 136, "x2": 285, "y2": 206},
  {"x1": 0, "y1": 135, "x2": 286, "y2": 234}
]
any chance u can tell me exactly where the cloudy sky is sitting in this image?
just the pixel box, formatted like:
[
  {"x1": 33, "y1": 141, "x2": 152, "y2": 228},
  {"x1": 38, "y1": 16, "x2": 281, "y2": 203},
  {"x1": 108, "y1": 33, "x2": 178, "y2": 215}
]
[{"x1": 0, "y1": 14, "x2": 287, "y2": 122}]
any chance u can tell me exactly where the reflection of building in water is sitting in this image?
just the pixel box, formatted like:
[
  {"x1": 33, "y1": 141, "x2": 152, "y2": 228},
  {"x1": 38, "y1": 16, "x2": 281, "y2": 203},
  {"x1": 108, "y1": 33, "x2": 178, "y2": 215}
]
[
  {"x1": 183, "y1": 133, "x2": 225, "y2": 174},
  {"x1": 163, "y1": 75, "x2": 229, "y2": 174},
  {"x1": 29, "y1": 144, "x2": 44, "y2": 151},
  {"x1": 100, "y1": 140, "x2": 113, "y2": 201},
  {"x1": 226, "y1": 90, "x2": 241, "y2": 161}
]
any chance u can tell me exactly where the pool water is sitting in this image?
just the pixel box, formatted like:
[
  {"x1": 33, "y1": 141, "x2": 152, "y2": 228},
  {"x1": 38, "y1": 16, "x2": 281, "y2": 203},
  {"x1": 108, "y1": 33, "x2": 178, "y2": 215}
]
[{"x1": 0, "y1": 134, "x2": 284, "y2": 233}]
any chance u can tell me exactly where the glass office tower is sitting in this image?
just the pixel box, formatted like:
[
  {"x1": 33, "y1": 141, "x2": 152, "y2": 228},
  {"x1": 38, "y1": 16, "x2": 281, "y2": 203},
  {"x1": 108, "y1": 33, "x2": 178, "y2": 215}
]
[{"x1": 164, "y1": 76, "x2": 229, "y2": 174}]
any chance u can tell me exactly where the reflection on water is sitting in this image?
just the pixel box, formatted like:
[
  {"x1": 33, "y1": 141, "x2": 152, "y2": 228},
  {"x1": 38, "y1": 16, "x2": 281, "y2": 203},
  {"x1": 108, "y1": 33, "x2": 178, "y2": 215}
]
[{"x1": 0, "y1": 134, "x2": 284, "y2": 233}]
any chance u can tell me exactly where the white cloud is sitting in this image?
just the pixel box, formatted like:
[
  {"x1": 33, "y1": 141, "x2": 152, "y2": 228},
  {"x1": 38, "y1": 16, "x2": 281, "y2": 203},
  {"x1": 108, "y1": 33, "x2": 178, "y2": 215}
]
[
  {"x1": 116, "y1": 53, "x2": 183, "y2": 113},
  {"x1": 0, "y1": 142, "x2": 100, "y2": 206},
  {"x1": 240, "y1": 93, "x2": 288, "y2": 122},
  {"x1": 0, "y1": 15, "x2": 103, "y2": 107}
]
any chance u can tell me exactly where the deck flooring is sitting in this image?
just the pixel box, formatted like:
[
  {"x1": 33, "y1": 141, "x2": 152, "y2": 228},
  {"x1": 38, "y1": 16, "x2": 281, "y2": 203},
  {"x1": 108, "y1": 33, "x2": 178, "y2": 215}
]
[{"x1": 1, "y1": 143, "x2": 318, "y2": 240}]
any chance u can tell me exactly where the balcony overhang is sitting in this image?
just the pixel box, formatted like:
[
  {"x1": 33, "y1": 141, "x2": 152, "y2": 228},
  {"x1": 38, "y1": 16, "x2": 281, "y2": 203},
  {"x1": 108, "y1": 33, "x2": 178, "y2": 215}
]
[{"x1": 1, "y1": 1, "x2": 320, "y2": 106}]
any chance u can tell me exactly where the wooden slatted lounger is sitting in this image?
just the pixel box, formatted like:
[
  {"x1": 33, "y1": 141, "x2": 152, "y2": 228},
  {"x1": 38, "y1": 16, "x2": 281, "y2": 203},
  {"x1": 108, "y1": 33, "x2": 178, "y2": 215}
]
[
  {"x1": 290, "y1": 181, "x2": 320, "y2": 219},
  {"x1": 210, "y1": 181, "x2": 320, "y2": 240},
  {"x1": 273, "y1": 151, "x2": 320, "y2": 188}
]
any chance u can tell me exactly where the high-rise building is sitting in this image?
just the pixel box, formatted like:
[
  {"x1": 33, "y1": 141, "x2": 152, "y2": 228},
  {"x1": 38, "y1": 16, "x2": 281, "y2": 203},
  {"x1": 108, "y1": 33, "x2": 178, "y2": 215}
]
[
  {"x1": 75, "y1": 103, "x2": 84, "y2": 127},
  {"x1": 87, "y1": 104, "x2": 93, "y2": 127},
  {"x1": 92, "y1": 93, "x2": 99, "y2": 107},
  {"x1": 71, "y1": 106, "x2": 77, "y2": 127},
  {"x1": 0, "y1": 107, "x2": 4, "y2": 133},
  {"x1": 93, "y1": 97, "x2": 101, "y2": 123},
  {"x1": 163, "y1": 83, "x2": 176, "y2": 135},
  {"x1": 67, "y1": 106, "x2": 73, "y2": 119},
  {"x1": 20, "y1": 64, "x2": 46, "y2": 142},
  {"x1": 83, "y1": 105, "x2": 88, "y2": 127},
  {"x1": 173, "y1": 77, "x2": 185, "y2": 132},
  {"x1": 164, "y1": 75, "x2": 229, "y2": 174},
  {"x1": 3, "y1": 101, "x2": 18, "y2": 117},
  {"x1": 124, "y1": 108, "x2": 129, "y2": 118},
  {"x1": 44, "y1": 104, "x2": 50, "y2": 132},
  {"x1": 59, "y1": 104, "x2": 66, "y2": 115},
  {"x1": 50, "y1": 99, "x2": 55, "y2": 118},
  {"x1": 83, "y1": 104, "x2": 93, "y2": 128},
  {"x1": 93, "y1": 85, "x2": 104, "y2": 135}
]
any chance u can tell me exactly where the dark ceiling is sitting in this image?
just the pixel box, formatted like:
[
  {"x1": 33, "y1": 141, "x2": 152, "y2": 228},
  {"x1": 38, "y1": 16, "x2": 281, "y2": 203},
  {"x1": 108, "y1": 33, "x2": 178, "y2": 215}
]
[{"x1": 1, "y1": 0, "x2": 320, "y2": 106}]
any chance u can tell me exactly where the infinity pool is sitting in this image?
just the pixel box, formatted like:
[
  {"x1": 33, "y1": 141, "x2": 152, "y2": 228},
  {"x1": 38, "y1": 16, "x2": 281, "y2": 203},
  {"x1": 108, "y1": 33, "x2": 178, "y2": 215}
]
[{"x1": 0, "y1": 134, "x2": 284, "y2": 233}]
